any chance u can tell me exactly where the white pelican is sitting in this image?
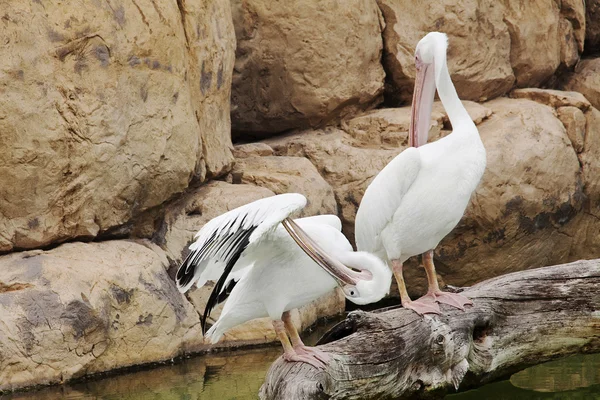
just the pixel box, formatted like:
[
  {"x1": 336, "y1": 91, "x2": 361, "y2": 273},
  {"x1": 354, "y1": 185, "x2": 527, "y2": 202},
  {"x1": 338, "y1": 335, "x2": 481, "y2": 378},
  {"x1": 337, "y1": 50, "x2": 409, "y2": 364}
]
[
  {"x1": 176, "y1": 193, "x2": 391, "y2": 368},
  {"x1": 355, "y1": 32, "x2": 486, "y2": 315}
]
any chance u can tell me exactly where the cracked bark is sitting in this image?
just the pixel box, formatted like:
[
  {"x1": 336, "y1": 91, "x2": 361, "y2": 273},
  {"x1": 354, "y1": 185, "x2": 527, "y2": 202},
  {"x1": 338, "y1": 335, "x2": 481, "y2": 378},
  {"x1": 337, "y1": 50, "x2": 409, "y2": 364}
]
[{"x1": 260, "y1": 260, "x2": 600, "y2": 400}]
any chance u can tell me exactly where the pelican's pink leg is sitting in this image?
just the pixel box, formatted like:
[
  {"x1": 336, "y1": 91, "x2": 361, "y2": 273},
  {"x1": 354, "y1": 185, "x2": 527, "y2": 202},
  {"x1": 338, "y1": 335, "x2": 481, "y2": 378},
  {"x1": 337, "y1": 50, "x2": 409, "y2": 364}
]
[
  {"x1": 419, "y1": 250, "x2": 472, "y2": 310},
  {"x1": 282, "y1": 311, "x2": 330, "y2": 365},
  {"x1": 392, "y1": 260, "x2": 440, "y2": 315}
]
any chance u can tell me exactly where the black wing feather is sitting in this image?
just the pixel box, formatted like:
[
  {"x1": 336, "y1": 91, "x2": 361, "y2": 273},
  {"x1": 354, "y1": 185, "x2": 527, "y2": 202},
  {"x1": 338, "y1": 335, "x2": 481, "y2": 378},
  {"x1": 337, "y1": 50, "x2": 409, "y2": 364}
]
[{"x1": 201, "y1": 227, "x2": 255, "y2": 333}]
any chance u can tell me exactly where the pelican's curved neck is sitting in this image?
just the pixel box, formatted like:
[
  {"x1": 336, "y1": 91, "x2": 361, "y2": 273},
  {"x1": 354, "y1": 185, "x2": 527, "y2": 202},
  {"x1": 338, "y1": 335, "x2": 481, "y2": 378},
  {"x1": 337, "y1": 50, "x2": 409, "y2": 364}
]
[{"x1": 434, "y1": 45, "x2": 474, "y2": 132}]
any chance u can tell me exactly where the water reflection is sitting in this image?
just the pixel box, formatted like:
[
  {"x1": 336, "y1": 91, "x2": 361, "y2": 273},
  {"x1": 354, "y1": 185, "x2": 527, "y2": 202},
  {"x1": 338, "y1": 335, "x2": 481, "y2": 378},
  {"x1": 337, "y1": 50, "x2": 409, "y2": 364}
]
[
  {"x1": 1, "y1": 347, "x2": 281, "y2": 400},
  {"x1": 2, "y1": 342, "x2": 598, "y2": 399},
  {"x1": 448, "y1": 353, "x2": 600, "y2": 400}
]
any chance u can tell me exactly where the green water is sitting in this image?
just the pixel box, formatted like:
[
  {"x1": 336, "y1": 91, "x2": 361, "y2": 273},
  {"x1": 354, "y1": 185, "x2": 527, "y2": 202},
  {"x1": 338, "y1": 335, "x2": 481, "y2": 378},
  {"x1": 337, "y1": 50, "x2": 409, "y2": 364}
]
[{"x1": 2, "y1": 343, "x2": 599, "y2": 399}]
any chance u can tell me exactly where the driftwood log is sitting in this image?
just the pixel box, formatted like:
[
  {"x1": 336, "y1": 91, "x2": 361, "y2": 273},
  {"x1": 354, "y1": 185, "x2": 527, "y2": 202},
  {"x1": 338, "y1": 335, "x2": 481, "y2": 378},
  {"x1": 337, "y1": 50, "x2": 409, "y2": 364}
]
[{"x1": 260, "y1": 260, "x2": 600, "y2": 399}]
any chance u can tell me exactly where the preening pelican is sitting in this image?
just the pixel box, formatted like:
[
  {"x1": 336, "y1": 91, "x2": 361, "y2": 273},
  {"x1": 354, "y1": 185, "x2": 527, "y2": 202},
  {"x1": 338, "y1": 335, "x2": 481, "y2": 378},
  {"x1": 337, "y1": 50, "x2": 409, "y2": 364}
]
[
  {"x1": 355, "y1": 32, "x2": 486, "y2": 315},
  {"x1": 176, "y1": 193, "x2": 391, "y2": 368}
]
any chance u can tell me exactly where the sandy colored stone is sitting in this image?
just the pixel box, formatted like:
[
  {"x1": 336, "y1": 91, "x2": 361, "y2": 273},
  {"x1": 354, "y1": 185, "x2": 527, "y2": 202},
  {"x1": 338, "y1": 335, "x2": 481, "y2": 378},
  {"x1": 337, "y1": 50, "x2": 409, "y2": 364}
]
[
  {"x1": 503, "y1": 0, "x2": 561, "y2": 87},
  {"x1": 376, "y1": 0, "x2": 583, "y2": 103},
  {"x1": 585, "y1": 0, "x2": 600, "y2": 52},
  {"x1": 0, "y1": 1, "x2": 235, "y2": 252},
  {"x1": 376, "y1": 0, "x2": 514, "y2": 103},
  {"x1": 233, "y1": 143, "x2": 274, "y2": 158},
  {"x1": 230, "y1": 156, "x2": 338, "y2": 217},
  {"x1": 557, "y1": 106, "x2": 586, "y2": 152},
  {"x1": 560, "y1": 58, "x2": 600, "y2": 110},
  {"x1": 230, "y1": 0, "x2": 385, "y2": 137},
  {"x1": 510, "y1": 88, "x2": 591, "y2": 110},
  {"x1": 0, "y1": 240, "x2": 203, "y2": 392}
]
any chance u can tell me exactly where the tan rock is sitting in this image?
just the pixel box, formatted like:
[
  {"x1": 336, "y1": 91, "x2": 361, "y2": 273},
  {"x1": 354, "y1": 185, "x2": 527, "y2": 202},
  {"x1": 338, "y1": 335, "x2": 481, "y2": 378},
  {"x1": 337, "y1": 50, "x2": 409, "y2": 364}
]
[
  {"x1": 557, "y1": 106, "x2": 586, "y2": 152},
  {"x1": 232, "y1": 143, "x2": 274, "y2": 158},
  {"x1": 230, "y1": 0, "x2": 385, "y2": 137},
  {"x1": 0, "y1": 1, "x2": 235, "y2": 252},
  {"x1": 510, "y1": 88, "x2": 591, "y2": 110},
  {"x1": 377, "y1": 0, "x2": 583, "y2": 103},
  {"x1": 560, "y1": 0, "x2": 586, "y2": 53},
  {"x1": 585, "y1": 0, "x2": 600, "y2": 52},
  {"x1": 376, "y1": 0, "x2": 514, "y2": 103},
  {"x1": 229, "y1": 156, "x2": 338, "y2": 217},
  {"x1": 560, "y1": 58, "x2": 600, "y2": 110},
  {"x1": 0, "y1": 240, "x2": 204, "y2": 392}
]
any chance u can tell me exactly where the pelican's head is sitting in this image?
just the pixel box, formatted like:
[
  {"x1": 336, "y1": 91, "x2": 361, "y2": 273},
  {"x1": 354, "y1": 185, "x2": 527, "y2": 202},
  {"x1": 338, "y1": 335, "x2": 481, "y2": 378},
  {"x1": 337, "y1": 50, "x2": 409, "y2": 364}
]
[
  {"x1": 414, "y1": 32, "x2": 448, "y2": 68},
  {"x1": 281, "y1": 218, "x2": 391, "y2": 306},
  {"x1": 410, "y1": 32, "x2": 448, "y2": 147},
  {"x1": 339, "y1": 252, "x2": 392, "y2": 305}
]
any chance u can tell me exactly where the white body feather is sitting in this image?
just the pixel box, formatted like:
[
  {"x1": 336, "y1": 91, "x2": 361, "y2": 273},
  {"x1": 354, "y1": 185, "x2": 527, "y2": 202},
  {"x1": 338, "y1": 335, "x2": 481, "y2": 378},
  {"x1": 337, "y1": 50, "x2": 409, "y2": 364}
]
[
  {"x1": 356, "y1": 129, "x2": 486, "y2": 263},
  {"x1": 206, "y1": 217, "x2": 353, "y2": 342}
]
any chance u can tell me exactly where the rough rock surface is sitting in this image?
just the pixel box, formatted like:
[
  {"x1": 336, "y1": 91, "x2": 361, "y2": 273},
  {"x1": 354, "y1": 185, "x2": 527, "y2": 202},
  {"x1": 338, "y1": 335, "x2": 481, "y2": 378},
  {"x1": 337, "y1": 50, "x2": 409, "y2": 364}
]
[
  {"x1": 230, "y1": 0, "x2": 385, "y2": 138},
  {"x1": 376, "y1": 0, "x2": 585, "y2": 103},
  {"x1": 0, "y1": 1, "x2": 235, "y2": 252},
  {"x1": 229, "y1": 156, "x2": 338, "y2": 217},
  {"x1": 0, "y1": 240, "x2": 204, "y2": 392},
  {"x1": 560, "y1": 58, "x2": 600, "y2": 110},
  {"x1": 264, "y1": 94, "x2": 600, "y2": 294},
  {"x1": 585, "y1": 0, "x2": 600, "y2": 54}
]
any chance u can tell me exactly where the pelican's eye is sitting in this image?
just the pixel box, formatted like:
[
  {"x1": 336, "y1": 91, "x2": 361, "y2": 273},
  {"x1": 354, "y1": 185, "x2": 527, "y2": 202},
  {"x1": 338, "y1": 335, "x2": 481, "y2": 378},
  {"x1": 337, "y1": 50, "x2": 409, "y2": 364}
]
[{"x1": 343, "y1": 285, "x2": 359, "y2": 298}]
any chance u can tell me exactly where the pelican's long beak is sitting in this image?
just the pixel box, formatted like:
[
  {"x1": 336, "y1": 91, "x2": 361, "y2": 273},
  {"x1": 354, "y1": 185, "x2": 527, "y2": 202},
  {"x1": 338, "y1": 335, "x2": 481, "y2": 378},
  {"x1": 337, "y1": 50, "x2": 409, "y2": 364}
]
[
  {"x1": 282, "y1": 218, "x2": 359, "y2": 286},
  {"x1": 409, "y1": 60, "x2": 436, "y2": 148}
]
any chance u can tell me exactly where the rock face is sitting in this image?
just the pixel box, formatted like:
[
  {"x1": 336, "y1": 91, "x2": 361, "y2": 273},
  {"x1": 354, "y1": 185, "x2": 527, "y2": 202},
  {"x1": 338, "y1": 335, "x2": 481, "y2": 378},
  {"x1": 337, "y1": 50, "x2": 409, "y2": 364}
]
[
  {"x1": 377, "y1": 0, "x2": 585, "y2": 103},
  {"x1": 0, "y1": 1, "x2": 235, "y2": 252},
  {"x1": 560, "y1": 58, "x2": 600, "y2": 110},
  {"x1": 264, "y1": 93, "x2": 600, "y2": 295},
  {"x1": 0, "y1": 240, "x2": 204, "y2": 392},
  {"x1": 230, "y1": 0, "x2": 385, "y2": 138},
  {"x1": 229, "y1": 156, "x2": 338, "y2": 217},
  {"x1": 585, "y1": 0, "x2": 600, "y2": 53}
]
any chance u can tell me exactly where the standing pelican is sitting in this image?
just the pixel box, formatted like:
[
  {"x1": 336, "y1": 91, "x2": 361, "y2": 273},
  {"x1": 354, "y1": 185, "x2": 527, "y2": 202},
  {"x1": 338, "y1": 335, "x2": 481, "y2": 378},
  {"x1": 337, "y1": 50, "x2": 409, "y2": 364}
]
[
  {"x1": 176, "y1": 193, "x2": 391, "y2": 368},
  {"x1": 355, "y1": 32, "x2": 486, "y2": 315}
]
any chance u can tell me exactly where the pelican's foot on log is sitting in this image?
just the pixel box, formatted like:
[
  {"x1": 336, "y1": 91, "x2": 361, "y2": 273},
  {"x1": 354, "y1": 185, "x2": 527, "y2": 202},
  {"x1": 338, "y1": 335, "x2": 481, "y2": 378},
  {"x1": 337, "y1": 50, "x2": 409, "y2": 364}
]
[
  {"x1": 294, "y1": 345, "x2": 331, "y2": 364},
  {"x1": 283, "y1": 349, "x2": 328, "y2": 369},
  {"x1": 431, "y1": 291, "x2": 473, "y2": 310},
  {"x1": 403, "y1": 296, "x2": 441, "y2": 315}
]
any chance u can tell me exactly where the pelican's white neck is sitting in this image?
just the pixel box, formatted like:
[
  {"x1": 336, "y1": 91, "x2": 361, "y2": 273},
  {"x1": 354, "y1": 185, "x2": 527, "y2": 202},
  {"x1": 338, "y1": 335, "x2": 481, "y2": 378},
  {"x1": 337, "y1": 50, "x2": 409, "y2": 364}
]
[{"x1": 433, "y1": 42, "x2": 474, "y2": 132}]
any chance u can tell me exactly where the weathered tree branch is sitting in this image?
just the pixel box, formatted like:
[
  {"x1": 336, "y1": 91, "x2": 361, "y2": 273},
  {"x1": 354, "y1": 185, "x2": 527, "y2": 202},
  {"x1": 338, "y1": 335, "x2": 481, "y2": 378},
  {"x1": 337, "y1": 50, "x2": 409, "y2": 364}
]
[{"x1": 260, "y1": 260, "x2": 600, "y2": 399}]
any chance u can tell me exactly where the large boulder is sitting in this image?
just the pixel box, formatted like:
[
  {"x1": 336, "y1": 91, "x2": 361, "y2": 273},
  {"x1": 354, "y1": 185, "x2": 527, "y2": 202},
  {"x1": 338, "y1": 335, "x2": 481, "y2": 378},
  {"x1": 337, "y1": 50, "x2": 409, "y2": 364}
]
[
  {"x1": 377, "y1": 0, "x2": 585, "y2": 103},
  {"x1": 264, "y1": 93, "x2": 600, "y2": 294},
  {"x1": 230, "y1": 0, "x2": 385, "y2": 138},
  {"x1": 0, "y1": 1, "x2": 235, "y2": 252},
  {"x1": 560, "y1": 58, "x2": 600, "y2": 110},
  {"x1": 0, "y1": 240, "x2": 204, "y2": 392}
]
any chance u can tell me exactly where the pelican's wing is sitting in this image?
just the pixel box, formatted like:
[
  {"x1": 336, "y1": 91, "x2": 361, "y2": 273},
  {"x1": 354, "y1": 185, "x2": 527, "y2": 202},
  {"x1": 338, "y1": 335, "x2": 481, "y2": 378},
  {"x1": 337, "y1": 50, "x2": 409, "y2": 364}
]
[
  {"x1": 355, "y1": 147, "x2": 421, "y2": 253},
  {"x1": 175, "y1": 193, "x2": 306, "y2": 330},
  {"x1": 294, "y1": 214, "x2": 342, "y2": 231}
]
